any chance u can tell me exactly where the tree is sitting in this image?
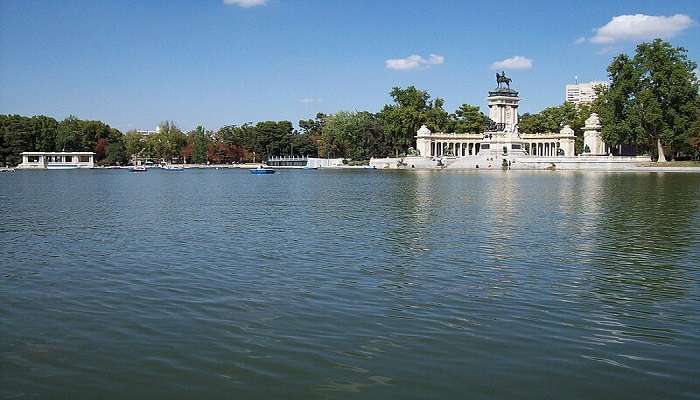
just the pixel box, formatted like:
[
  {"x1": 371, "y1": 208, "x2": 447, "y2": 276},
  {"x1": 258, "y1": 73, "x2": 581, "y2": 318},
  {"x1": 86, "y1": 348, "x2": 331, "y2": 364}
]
[
  {"x1": 95, "y1": 137, "x2": 109, "y2": 161},
  {"x1": 320, "y1": 111, "x2": 383, "y2": 159},
  {"x1": 378, "y1": 86, "x2": 445, "y2": 156},
  {"x1": 255, "y1": 120, "x2": 293, "y2": 158},
  {"x1": 56, "y1": 116, "x2": 81, "y2": 151},
  {"x1": 124, "y1": 130, "x2": 146, "y2": 161},
  {"x1": 688, "y1": 99, "x2": 700, "y2": 160},
  {"x1": 106, "y1": 140, "x2": 126, "y2": 165},
  {"x1": 299, "y1": 113, "x2": 326, "y2": 137},
  {"x1": 146, "y1": 121, "x2": 187, "y2": 161},
  {"x1": 298, "y1": 113, "x2": 325, "y2": 156},
  {"x1": 595, "y1": 39, "x2": 698, "y2": 161},
  {"x1": 452, "y1": 104, "x2": 487, "y2": 134},
  {"x1": 423, "y1": 98, "x2": 452, "y2": 133},
  {"x1": 0, "y1": 115, "x2": 34, "y2": 166},
  {"x1": 188, "y1": 126, "x2": 209, "y2": 164},
  {"x1": 31, "y1": 115, "x2": 59, "y2": 151},
  {"x1": 215, "y1": 123, "x2": 256, "y2": 162}
]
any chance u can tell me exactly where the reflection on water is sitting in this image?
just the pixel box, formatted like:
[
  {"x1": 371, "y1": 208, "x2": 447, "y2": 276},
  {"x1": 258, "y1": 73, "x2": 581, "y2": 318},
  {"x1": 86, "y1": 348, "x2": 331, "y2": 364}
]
[{"x1": 1, "y1": 169, "x2": 699, "y2": 399}]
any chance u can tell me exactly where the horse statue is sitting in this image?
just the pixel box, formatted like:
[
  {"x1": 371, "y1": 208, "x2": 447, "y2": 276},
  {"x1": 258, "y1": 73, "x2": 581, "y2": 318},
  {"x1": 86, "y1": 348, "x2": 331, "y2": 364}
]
[{"x1": 496, "y1": 71, "x2": 512, "y2": 89}]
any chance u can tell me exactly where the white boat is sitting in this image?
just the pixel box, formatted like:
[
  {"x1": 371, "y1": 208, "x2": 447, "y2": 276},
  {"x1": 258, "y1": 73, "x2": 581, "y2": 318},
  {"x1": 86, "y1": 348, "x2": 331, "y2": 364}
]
[
  {"x1": 130, "y1": 165, "x2": 147, "y2": 172},
  {"x1": 162, "y1": 164, "x2": 184, "y2": 171},
  {"x1": 0, "y1": 167, "x2": 16, "y2": 173}
]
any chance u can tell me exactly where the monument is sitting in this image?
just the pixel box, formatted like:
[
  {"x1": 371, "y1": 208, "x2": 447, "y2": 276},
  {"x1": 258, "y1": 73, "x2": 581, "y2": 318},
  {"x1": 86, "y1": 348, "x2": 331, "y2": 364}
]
[
  {"x1": 370, "y1": 73, "x2": 645, "y2": 170},
  {"x1": 582, "y1": 113, "x2": 606, "y2": 155},
  {"x1": 478, "y1": 71, "x2": 528, "y2": 162}
]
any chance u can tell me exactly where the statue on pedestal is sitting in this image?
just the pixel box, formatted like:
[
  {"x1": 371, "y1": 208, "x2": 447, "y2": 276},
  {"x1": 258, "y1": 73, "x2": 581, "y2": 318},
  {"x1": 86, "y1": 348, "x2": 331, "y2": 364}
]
[{"x1": 496, "y1": 71, "x2": 512, "y2": 89}]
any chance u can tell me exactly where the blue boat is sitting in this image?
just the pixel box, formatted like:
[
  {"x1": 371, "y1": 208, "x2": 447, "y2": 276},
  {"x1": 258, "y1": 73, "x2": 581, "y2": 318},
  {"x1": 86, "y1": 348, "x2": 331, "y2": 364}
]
[{"x1": 250, "y1": 166, "x2": 275, "y2": 175}]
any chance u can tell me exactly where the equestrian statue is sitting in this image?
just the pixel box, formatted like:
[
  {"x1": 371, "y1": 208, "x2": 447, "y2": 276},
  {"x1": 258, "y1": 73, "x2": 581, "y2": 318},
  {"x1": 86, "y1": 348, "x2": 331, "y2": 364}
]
[{"x1": 496, "y1": 71, "x2": 512, "y2": 89}]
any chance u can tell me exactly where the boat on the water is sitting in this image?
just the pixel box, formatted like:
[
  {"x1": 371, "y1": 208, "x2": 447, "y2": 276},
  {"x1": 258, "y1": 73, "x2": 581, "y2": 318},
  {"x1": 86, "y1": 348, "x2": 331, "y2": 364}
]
[
  {"x1": 250, "y1": 166, "x2": 275, "y2": 175},
  {"x1": 130, "y1": 165, "x2": 147, "y2": 172},
  {"x1": 162, "y1": 164, "x2": 184, "y2": 171},
  {"x1": 0, "y1": 167, "x2": 15, "y2": 173}
]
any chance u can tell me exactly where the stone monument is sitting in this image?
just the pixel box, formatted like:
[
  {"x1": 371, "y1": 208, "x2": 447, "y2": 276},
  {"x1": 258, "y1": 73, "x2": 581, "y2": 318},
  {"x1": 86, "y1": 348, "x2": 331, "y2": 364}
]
[
  {"x1": 479, "y1": 72, "x2": 527, "y2": 161},
  {"x1": 582, "y1": 113, "x2": 606, "y2": 155}
]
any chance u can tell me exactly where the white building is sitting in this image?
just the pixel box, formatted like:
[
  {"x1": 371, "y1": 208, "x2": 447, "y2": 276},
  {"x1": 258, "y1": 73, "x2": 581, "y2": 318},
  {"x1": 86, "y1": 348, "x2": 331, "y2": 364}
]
[
  {"x1": 16, "y1": 152, "x2": 95, "y2": 169},
  {"x1": 414, "y1": 76, "x2": 576, "y2": 161},
  {"x1": 137, "y1": 126, "x2": 160, "y2": 136},
  {"x1": 370, "y1": 74, "x2": 653, "y2": 170},
  {"x1": 565, "y1": 81, "x2": 609, "y2": 105}
]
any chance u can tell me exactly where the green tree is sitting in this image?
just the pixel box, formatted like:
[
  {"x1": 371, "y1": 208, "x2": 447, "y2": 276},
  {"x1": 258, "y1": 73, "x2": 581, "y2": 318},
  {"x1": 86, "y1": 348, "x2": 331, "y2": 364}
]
[
  {"x1": 31, "y1": 115, "x2": 59, "y2": 151},
  {"x1": 378, "y1": 86, "x2": 446, "y2": 156},
  {"x1": 255, "y1": 120, "x2": 293, "y2": 158},
  {"x1": 595, "y1": 39, "x2": 698, "y2": 161},
  {"x1": 106, "y1": 140, "x2": 126, "y2": 165},
  {"x1": 320, "y1": 111, "x2": 383, "y2": 159},
  {"x1": 297, "y1": 113, "x2": 325, "y2": 157},
  {"x1": 56, "y1": 116, "x2": 81, "y2": 151},
  {"x1": 688, "y1": 99, "x2": 700, "y2": 159},
  {"x1": 123, "y1": 130, "x2": 146, "y2": 161},
  {"x1": 0, "y1": 115, "x2": 34, "y2": 166},
  {"x1": 146, "y1": 121, "x2": 187, "y2": 161},
  {"x1": 452, "y1": 104, "x2": 488, "y2": 134},
  {"x1": 189, "y1": 126, "x2": 210, "y2": 164},
  {"x1": 423, "y1": 98, "x2": 452, "y2": 133}
]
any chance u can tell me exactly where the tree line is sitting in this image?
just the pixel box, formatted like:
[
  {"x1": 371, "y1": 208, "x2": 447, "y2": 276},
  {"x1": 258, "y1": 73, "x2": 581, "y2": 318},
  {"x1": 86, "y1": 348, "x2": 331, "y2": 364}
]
[
  {"x1": 0, "y1": 86, "x2": 492, "y2": 166},
  {"x1": 1, "y1": 39, "x2": 698, "y2": 166}
]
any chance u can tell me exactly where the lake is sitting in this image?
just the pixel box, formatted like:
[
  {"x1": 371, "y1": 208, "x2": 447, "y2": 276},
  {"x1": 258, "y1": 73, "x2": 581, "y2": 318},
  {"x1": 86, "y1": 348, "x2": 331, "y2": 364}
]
[{"x1": 1, "y1": 169, "x2": 699, "y2": 399}]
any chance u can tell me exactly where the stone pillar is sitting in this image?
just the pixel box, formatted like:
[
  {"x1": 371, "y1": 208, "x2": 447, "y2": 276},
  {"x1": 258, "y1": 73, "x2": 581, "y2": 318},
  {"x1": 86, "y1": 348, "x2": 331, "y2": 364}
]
[
  {"x1": 558, "y1": 125, "x2": 576, "y2": 157},
  {"x1": 583, "y1": 113, "x2": 605, "y2": 155}
]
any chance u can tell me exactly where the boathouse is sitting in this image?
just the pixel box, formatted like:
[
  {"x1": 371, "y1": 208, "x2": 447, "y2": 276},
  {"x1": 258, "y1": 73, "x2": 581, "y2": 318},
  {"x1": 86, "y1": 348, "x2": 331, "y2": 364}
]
[{"x1": 16, "y1": 152, "x2": 95, "y2": 169}]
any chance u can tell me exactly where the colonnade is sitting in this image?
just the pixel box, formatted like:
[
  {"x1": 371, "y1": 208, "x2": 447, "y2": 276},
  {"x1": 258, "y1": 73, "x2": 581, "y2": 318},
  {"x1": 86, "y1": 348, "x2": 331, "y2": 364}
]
[
  {"x1": 526, "y1": 141, "x2": 560, "y2": 157},
  {"x1": 424, "y1": 140, "x2": 569, "y2": 158},
  {"x1": 430, "y1": 141, "x2": 481, "y2": 157}
]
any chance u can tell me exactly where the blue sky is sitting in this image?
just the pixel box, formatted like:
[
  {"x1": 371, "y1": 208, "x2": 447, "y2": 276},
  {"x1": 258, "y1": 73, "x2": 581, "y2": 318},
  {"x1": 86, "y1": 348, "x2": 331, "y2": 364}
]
[{"x1": 0, "y1": 0, "x2": 698, "y2": 132}]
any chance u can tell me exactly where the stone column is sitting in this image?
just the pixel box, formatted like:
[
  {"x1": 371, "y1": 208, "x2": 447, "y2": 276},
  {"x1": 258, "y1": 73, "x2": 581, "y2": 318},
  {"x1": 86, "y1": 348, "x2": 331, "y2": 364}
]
[{"x1": 583, "y1": 113, "x2": 604, "y2": 155}]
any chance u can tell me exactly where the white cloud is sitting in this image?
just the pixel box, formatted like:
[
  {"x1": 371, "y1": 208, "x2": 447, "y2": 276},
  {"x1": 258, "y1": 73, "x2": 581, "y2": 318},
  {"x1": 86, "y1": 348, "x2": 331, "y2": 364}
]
[
  {"x1": 596, "y1": 46, "x2": 617, "y2": 55},
  {"x1": 490, "y1": 56, "x2": 533, "y2": 70},
  {"x1": 590, "y1": 14, "x2": 695, "y2": 44},
  {"x1": 574, "y1": 37, "x2": 586, "y2": 45},
  {"x1": 223, "y1": 0, "x2": 268, "y2": 7},
  {"x1": 385, "y1": 54, "x2": 444, "y2": 71},
  {"x1": 299, "y1": 97, "x2": 322, "y2": 104}
]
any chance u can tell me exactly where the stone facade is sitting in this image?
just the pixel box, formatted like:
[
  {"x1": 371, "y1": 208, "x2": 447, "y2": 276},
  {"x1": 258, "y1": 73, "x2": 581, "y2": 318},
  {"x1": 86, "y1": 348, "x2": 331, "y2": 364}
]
[
  {"x1": 414, "y1": 83, "x2": 576, "y2": 162},
  {"x1": 371, "y1": 76, "x2": 654, "y2": 170}
]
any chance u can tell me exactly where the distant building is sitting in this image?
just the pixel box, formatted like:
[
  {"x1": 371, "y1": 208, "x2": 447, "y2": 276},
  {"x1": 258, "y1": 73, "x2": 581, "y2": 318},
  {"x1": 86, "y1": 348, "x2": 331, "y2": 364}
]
[
  {"x1": 136, "y1": 126, "x2": 160, "y2": 136},
  {"x1": 16, "y1": 152, "x2": 95, "y2": 169},
  {"x1": 267, "y1": 156, "x2": 309, "y2": 167},
  {"x1": 565, "y1": 81, "x2": 609, "y2": 105}
]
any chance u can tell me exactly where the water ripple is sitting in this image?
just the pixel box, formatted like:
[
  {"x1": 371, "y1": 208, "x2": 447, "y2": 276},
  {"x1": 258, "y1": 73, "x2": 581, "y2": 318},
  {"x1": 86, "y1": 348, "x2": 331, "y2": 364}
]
[{"x1": 1, "y1": 170, "x2": 699, "y2": 399}]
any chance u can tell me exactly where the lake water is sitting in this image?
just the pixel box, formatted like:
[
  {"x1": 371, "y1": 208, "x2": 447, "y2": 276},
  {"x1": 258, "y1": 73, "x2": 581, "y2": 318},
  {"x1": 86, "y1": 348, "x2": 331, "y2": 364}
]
[{"x1": 1, "y1": 169, "x2": 699, "y2": 399}]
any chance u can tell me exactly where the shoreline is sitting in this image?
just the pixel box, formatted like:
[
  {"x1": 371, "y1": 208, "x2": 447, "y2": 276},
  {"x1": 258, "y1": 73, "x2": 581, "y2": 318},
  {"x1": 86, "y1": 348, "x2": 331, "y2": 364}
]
[{"x1": 85, "y1": 164, "x2": 700, "y2": 173}]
